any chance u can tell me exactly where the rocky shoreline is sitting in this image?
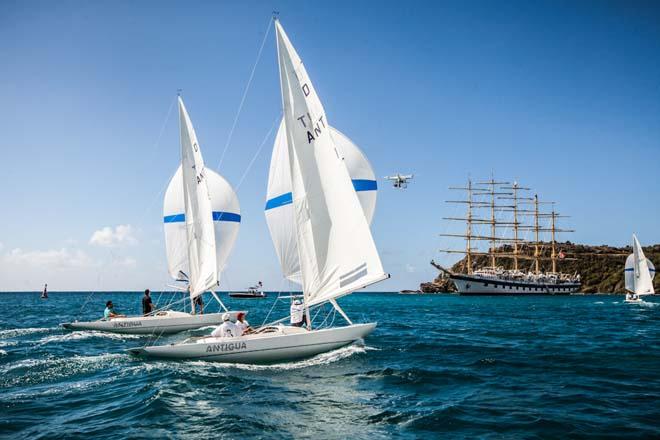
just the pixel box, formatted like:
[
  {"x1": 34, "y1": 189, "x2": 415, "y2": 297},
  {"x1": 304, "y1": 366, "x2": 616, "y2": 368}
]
[{"x1": 420, "y1": 241, "x2": 660, "y2": 294}]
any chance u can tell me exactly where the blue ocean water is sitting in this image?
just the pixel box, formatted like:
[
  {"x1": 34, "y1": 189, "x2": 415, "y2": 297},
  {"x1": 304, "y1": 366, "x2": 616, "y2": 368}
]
[{"x1": 1, "y1": 292, "x2": 659, "y2": 439}]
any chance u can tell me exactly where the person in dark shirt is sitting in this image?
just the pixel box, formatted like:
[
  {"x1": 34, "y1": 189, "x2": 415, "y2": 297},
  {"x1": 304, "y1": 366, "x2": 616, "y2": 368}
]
[
  {"x1": 193, "y1": 295, "x2": 204, "y2": 315},
  {"x1": 142, "y1": 289, "x2": 154, "y2": 316}
]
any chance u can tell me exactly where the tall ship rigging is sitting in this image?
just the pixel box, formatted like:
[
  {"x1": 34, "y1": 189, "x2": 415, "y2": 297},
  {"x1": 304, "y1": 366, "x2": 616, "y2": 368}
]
[{"x1": 435, "y1": 178, "x2": 581, "y2": 295}]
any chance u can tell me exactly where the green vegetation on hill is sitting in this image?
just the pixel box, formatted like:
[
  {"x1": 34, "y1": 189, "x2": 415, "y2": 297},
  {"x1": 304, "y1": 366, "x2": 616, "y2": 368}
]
[{"x1": 421, "y1": 242, "x2": 660, "y2": 294}]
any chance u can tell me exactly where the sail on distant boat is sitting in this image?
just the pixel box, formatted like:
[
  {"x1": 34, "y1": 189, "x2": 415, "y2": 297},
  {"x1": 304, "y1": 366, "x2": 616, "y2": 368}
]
[
  {"x1": 624, "y1": 234, "x2": 655, "y2": 303},
  {"x1": 129, "y1": 19, "x2": 388, "y2": 362},
  {"x1": 63, "y1": 97, "x2": 244, "y2": 334}
]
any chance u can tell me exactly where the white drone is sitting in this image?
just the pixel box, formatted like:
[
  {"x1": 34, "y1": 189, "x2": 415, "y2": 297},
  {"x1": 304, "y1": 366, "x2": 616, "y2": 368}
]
[{"x1": 384, "y1": 173, "x2": 414, "y2": 189}]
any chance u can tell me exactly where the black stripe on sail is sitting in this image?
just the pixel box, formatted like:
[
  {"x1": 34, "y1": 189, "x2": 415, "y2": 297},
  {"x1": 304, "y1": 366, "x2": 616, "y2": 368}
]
[
  {"x1": 340, "y1": 268, "x2": 368, "y2": 288},
  {"x1": 340, "y1": 263, "x2": 367, "y2": 281}
]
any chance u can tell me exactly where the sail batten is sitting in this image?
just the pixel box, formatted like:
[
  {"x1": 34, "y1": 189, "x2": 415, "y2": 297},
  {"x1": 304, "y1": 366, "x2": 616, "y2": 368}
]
[{"x1": 272, "y1": 20, "x2": 386, "y2": 307}]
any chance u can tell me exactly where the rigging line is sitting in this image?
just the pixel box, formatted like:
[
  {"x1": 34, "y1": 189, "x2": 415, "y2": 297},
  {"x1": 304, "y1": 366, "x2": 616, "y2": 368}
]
[
  {"x1": 127, "y1": 97, "x2": 178, "y2": 267},
  {"x1": 215, "y1": 16, "x2": 274, "y2": 171},
  {"x1": 148, "y1": 95, "x2": 177, "y2": 161},
  {"x1": 262, "y1": 276, "x2": 286, "y2": 326},
  {"x1": 234, "y1": 113, "x2": 280, "y2": 192}
]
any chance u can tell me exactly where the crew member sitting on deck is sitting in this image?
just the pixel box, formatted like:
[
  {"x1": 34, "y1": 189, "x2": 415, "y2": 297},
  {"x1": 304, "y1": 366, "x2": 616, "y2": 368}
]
[
  {"x1": 211, "y1": 313, "x2": 240, "y2": 338},
  {"x1": 290, "y1": 299, "x2": 307, "y2": 328},
  {"x1": 142, "y1": 289, "x2": 154, "y2": 316},
  {"x1": 235, "y1": 312, "x2": 251, "y2": 335},
  {"x1": 104, "y1": 301, "x2": 125, "y2": 319}
]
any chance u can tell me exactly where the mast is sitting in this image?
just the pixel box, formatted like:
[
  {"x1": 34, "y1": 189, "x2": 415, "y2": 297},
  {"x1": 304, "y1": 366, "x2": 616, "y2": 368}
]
[
  {"x1": 475, "y1": 177, "x2": 510, "y2": 268},
  {"x1": 534, "y1": 194, "x2": 540, "y2": 274},
  {"x1": 440, "y1": 178, "x2": 576, "y2": 276},
  {"x1": 467, "y1": 179, "x2": 472, "y2": 274},
  {"x1": 499, "y1": 182, "x2": 532, "y2": 272},
  {"x1": 442, "y1": 178, "x2": 517, "y2": 274},
  {"x1": 551, "y1": 206, "x2": 557, "y2": 273}
]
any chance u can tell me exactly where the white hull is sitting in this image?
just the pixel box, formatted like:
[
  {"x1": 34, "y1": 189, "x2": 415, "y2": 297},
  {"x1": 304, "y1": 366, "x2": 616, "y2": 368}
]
[
  {"x1": 452, "y1": 275, "x2": 580, "y2": 295},
  {"x1": 127, "y1": 323, "x2": 376, "y2": 363},
  {"x1": 61, "y1": 310, "x2": 245, "y2": 335}
]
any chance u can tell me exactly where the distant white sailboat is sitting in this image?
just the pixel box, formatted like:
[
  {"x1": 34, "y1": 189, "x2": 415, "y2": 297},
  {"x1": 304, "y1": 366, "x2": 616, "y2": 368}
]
[
  {"x1": 128, "y1": 20, "x2": 388, "y2": 362},
  {"x1": 624, "y1": 234, "x2": 655, "y2": 303},
  {"x1": 63, "y1": 97, "x2": 244, "y2": 334}
]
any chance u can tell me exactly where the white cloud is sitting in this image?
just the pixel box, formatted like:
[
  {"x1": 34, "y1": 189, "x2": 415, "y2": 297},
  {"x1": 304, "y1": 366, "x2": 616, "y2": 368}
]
[
  {"x1": 3, "y1": 247, "x2": 97, "y2": 269},
  {"x1": 89, "y1": 224, "x2": 137, "y2": 247},
  {"x1": 405, "y1": 264, "x2": 416, "y2": 273}
]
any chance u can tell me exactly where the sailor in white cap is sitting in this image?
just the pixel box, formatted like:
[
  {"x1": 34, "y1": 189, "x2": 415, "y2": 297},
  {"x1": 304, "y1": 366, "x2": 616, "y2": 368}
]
[
  {"x1": 290, "y1": 299, "x2": 307, "y2": 328},
  {"x1": 211, "y1": 313, "x2": 240, "y2": 338}
]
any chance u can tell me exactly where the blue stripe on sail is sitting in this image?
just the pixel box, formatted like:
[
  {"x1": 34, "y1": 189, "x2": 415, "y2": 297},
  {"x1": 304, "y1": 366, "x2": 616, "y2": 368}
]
[
  {"x1": 265, "y1": 192, "x2": 293, "y2": 211},
  {"x1": 625, "y1": 268, "x2": 656, "y2": 272},
  {"x1": 212, "y1": 212, "x2": 241, "y2": 222},
  {"x1": 163, "y1": 214, "x2": 185, "y2": 223},
  {"x1": 265, "y1": 179, "x2": 377, "y2": 211},
  {"x1": 352, "y1": 179, "x2": 378, "y2": 191},
  {"x1": 164, "y1": 211, "x2": 241, "y2": 223}
]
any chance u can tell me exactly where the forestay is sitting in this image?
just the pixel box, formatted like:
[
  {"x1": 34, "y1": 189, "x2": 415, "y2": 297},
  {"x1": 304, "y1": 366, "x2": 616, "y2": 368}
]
[
  {"x1": 625, "y1": 234, "x2": 655, "y2": 295},
  {"x1": 166, "y1": 98, "x2": 220, "y2": 299},
  {"x1": 274, "y1": 20, "x2": 387, "y2": 307},
  {"x1": 265, "y1": 120, "x2": 378, "y2": 284}
]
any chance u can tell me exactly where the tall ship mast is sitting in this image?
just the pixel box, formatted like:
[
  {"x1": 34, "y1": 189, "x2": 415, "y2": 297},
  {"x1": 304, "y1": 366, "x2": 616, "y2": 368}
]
[{"x1": 436, "y1": 178, "x2": 581, "y2": 295}]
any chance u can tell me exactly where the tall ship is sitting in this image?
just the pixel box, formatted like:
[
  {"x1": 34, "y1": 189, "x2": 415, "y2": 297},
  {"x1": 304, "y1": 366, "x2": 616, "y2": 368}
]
[{"x1": 435, "y1": 178, "x2": 581, "y2": 295}]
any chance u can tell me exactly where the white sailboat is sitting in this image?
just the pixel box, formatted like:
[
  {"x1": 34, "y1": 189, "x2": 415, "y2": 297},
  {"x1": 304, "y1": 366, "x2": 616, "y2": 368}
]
[
  {"x1": 624, "y1": 234, "x2": 655, "y2": 303},
  {"x1": 63, "y1": 97, "x2": 244, "y2": 334},
  {"x1": 128, "y1": 20, "x2": 388, "y2": 362}
]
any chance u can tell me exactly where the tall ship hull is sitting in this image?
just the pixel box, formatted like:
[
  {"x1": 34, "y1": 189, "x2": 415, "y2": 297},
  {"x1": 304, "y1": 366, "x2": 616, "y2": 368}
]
[{"x1": 450, "y1": 273, "x2": 580, "y2": 295}]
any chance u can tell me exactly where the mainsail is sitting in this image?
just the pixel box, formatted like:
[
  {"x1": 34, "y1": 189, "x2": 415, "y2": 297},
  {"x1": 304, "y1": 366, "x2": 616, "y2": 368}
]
[
  {"x1": 273, "y1": 20, "x2": 387, "y2": 307},
  {"x1": 265, "y1": 120, "x2": 378, "y2": 284},
  {"x1": 625, "y1": 234, "x2": 655, "y2": 295},
  {"x1": 163, "y1": 98, "x2": 225, "y2": 299}
]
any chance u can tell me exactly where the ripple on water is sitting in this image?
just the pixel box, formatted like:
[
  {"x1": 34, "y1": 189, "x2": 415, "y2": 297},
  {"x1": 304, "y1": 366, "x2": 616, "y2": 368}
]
[{"x1": 1, "y1": 292, "x2": 660, "y2": 439}]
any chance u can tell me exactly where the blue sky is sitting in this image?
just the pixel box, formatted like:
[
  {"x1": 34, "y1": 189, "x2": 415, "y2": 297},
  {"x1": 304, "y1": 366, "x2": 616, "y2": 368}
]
[{"x1": 1, "y1": 0, "x2": 659, "y2": 291}]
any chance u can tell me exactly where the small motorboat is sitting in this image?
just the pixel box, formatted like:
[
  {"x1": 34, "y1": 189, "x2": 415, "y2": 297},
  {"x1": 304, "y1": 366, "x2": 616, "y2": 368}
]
[{"x1": 229, "y1": 282, "x2": 266, "y2": 298}]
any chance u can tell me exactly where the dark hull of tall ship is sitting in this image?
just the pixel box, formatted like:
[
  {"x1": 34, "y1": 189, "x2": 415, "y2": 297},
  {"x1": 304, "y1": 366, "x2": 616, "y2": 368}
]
[{"x1": 450, "y1": 273, "x2": 580, "y2": 296}]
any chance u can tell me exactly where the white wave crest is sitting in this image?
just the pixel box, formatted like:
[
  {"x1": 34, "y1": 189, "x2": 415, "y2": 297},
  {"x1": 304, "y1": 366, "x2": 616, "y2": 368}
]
[
  {"x1": 0, "y1": 327, "x2": 53, "y2": 338},
  {"x1": 38, "y1": 331, "x2": 142, "y2": 344},
  {"x1": 639, "y1": 300, "x2": 659, "y2": 308},
  {"x1": 218, "y1": 342, "x2": 371, "y2": 372},
  {"x1": 0, "y1": 349, "x2": 6, "y2": 356}
]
